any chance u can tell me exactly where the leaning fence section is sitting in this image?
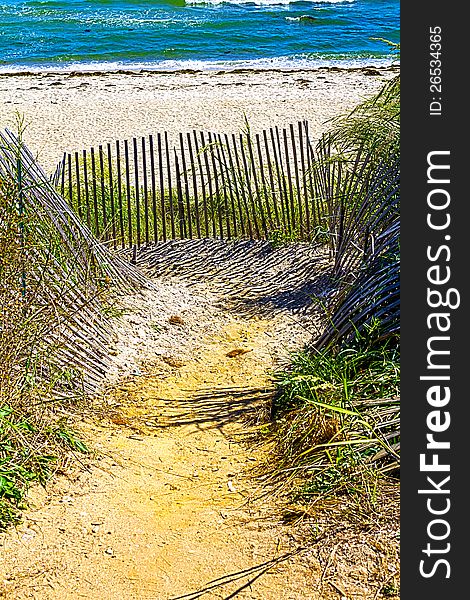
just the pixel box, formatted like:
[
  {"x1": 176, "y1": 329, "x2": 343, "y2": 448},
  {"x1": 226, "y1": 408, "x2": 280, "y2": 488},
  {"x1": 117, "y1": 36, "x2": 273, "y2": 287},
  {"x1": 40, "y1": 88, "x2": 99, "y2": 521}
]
[
  {"x1": 1, "y1": 128, "x2": 149, "y2": 395},
  {"x1": 51, "y1": 121, "x2": 325, "y2": 248}
]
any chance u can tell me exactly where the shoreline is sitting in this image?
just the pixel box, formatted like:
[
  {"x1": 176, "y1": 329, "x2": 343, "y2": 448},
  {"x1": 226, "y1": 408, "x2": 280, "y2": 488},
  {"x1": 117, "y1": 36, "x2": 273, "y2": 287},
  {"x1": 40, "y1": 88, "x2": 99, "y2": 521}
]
[
  {"x1": 0, "y1": 59, "x2": 399, "y2": 78},
  {"x1": 0, "y1": 64, "x2": 399, "y2": 79},
  {"x1": 0, "y1": 66, "x2": 399, "y2": 173}
]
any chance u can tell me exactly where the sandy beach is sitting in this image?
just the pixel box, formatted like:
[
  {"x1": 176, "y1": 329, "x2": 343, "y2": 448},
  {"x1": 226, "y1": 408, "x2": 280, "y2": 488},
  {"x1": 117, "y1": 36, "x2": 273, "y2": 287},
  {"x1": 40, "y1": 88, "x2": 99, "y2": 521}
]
[{"x1": 0, "y1": 65, "x2": 399, "y2": 174}]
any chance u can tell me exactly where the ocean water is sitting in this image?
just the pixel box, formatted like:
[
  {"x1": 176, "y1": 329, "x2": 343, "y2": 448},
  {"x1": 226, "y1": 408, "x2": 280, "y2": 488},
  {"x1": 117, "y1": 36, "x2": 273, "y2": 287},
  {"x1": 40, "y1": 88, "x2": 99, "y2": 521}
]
[{"x1": 0, "y1": 0, "x2": 399, "y2": 73}]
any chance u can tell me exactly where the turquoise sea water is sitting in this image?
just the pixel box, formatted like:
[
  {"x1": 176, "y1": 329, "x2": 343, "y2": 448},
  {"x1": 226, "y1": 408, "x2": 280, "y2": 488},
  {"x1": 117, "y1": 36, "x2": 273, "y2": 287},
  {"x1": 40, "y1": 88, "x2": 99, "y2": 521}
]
[{"x1": 0, "y1": 0, "x2": 399, "y2": 73}]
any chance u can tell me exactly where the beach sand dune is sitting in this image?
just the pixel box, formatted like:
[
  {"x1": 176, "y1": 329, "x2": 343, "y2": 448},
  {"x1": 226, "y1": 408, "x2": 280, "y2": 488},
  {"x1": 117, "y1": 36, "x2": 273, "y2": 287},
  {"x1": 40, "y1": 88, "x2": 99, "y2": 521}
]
[{"x1": 0, "y1": 66, "x2": 398, "y2": 174}]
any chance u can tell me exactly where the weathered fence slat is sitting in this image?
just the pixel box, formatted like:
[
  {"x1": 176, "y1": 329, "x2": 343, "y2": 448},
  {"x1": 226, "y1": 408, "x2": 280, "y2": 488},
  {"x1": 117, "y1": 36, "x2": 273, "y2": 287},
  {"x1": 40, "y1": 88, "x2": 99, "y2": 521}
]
[
  {"x1": 224, "y1": 133, "x2": 245, "y2": 238},
  {"x1": 247, "y1": 134, "x2": 268, "y2": 238},
  {"x1": 231, "y1": 133, "x2": 253, "y2": 239},
  {"x1": 255, "y1": 133, "x2": 272, "y2": 230},
  {"x1": 208, "y1": 132, "x2": 224, "y2": 239},
  {"x1": 200, "y1": 131, "x2": 216, "y2": 238},
  {"x1": 282, "y1": 127, "x2": 296, "y2": 232},
  {"x1": 165, "y1": 131, "x2": 176, "y2": 240},
  {"x1": 133, "y1": 138, "x2": 141, "y2": 248},
  {"x1": 141, "y1": 136, "x2": 149, "y2": 245},
  {"x1": 106, "y1": 142, "x2": 117, "y2": 248},
  {"x1": 217, "y1": 133, "x2": 237, "y2": 239},
  {"x1": 90, "y1": 147, "x2": 100, "y2": 237},
  {"x1": 60, "y1": 152, "x2": 66, "y2": 198},
  {"x1": 290, "y1": 123, "x2": 303, "y2": 233},
  {"x1": 174, "y1": 149, "x2": 186, "y2": 239},
  {"x1": 74, "y1": 151, "x2": 82, "y2": 221},
  {"x1": 149, "y1": 134, "x2": 158, "y2": 244},
  {"x1": 239, "y1": 133, "x2": 261, "y2": 239},
  {"x1": 271, "y1": 127, "x2": 288, "y2": 232},
  {"x1": 187, "y1": 131, "x2": 201, "y2": 238},
  {"x1": 99, "y1": 145, "x2": 107, "y2": 240},
  {"x1": 124, "y1": 139, "x2": 132, "y2": 247},
  {"x1": 116, "y1": 140, "x2": 125, "y2": 248},
  {"x1": 298, "y1": 121, "x2": 310, "y2": 239},
  {"x1": 82, "y1": 149, "x2": 91, "y2": 228},
  {"x1": 193, "y1": 131, "x2": 209, "y2": 237},
  {"x1": 157, "y1": 132, "x2": 167, "y2": 242},
  {"x1": 214, "y1": 133, "x2": 231, "y2": 240},
  {"x1": 179, "y1": 132, "x2": 192, "y2": 240},
  {"x1": 262, "y1": 129, "x2": 280, "y2": 229},
  {"x1": 304, "y1": 121, "x2": 318, "y2": 232},
  {"x1": 67, "y1": 153, "x2": 73, "y2": 221}
]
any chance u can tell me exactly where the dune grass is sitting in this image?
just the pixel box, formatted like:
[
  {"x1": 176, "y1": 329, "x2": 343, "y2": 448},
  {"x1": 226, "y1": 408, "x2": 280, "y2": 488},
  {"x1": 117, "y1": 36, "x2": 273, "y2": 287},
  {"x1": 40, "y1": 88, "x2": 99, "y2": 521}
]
[{"x1": 265, "y1": 75, "x2": 400, "y2": 530}]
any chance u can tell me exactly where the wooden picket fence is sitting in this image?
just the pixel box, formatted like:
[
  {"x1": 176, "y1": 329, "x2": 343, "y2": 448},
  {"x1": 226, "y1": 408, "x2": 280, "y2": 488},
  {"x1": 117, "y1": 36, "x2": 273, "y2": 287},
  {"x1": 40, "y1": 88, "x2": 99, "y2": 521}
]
[{"x1": 51, "y1": 121, "x2": 324, "y2": 248}]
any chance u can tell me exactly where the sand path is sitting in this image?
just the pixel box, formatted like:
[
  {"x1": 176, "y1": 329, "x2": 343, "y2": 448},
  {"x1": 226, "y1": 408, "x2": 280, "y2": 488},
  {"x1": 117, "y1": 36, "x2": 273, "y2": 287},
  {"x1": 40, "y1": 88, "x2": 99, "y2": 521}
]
[
  {"x1": 0, "y1": 255, "x2": 333, "y2": 599},
  {"x1": 0, "y1": 253, "x2": 399, "y2": 600}
]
